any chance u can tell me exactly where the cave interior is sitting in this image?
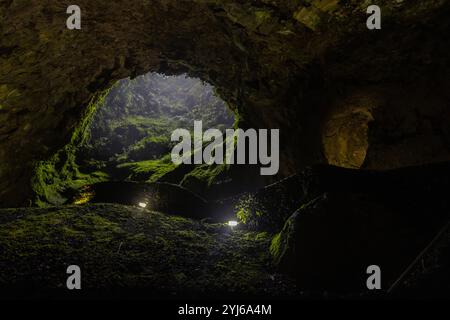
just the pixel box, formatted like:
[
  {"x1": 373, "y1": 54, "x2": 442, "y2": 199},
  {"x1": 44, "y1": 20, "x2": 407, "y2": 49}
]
[{"x1": 0, "y1": 0, "x2": 449, "y2": 299}]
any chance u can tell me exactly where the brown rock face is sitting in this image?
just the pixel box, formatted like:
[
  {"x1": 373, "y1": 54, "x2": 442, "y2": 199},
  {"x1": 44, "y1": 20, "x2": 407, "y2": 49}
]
[{"x1": 1, "y1": 0, "x2": 450, "y2": 207}]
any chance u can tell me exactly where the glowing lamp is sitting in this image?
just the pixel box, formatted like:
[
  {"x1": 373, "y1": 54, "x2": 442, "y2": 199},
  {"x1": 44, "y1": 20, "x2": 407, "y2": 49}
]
[
  {"x1": 228, "y1": 220, "x2": 238, "y2": 227},
  {"x1": 138, "y1": 202, "x2": 147, "y2": 208}
]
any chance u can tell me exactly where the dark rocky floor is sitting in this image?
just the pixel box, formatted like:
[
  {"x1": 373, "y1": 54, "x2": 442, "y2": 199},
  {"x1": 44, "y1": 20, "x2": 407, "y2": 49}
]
[{"x1": 0, "y1": 203, "x2": 297, "y2": 300}]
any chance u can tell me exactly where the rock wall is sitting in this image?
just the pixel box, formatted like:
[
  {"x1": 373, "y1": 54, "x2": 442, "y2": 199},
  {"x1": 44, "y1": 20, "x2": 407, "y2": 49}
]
[{"x1": 1, "y1": 0, "x2": 450, "y2": 206}]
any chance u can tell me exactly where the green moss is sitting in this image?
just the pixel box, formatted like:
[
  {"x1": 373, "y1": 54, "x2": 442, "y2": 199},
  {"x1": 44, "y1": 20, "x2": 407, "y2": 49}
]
[
  {"x1": 112, "y1": 116, "x2": 174, "y2": 132},
  {"x1": 90, "y1": 171, "x2": 110, "y2": 179},
  {"x1": 0, "y1": 204, "x2": 295, "y2": 296},
  {"x1": 183, "y1": 164, "x2": 225, "y2": 186},
  {"x1": 269, "y1": 232, "x2": 283, "y2": 264},
  {"x1": 71, "y1": 90, "x2": 110, "y2": 146},
  {"x1": 117, "y1": 155, "x2": 177, "y2": 182},
  {"x1": 0, "y1": 209, "x2": 123, "y2": 251},
  {"x1": 255, "y1": 232, "x2": 269, "y2": 241},
  {"x1": 236, "y1": 207, "x2": 250, "y2": 224},
  {"x1": 269, "y1": 212, "x2": 298, "y2": 266},
  {"x1": 174, "y1": 229, "x2": 201, "y2": 240},
  {"x1": 180, "y1": 163, "x2": 229, "y2": 195},
  {"x1": 31, "y1": 148, "x2": 109, "y2": 206},
  {"x1": 126, "y1": 134, "x2": 171, "y2": 161},
  {"x1": 31, "y1": 91, "x2": 111, "y2": 207},
  {"x1": 235, "y1": 193, "x2": 257, "y2": 225},
  {"x1": 254, "y1": 10, "x2": 271, "y2": 24},
  {"x1": 242, "y1": 231, "x2": 270, "y2": 242}
]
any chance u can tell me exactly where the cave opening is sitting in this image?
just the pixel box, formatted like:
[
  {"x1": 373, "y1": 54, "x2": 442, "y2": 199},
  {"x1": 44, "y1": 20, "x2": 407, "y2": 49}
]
[
  {"x1": 33, "y1": 72, "x2": 263, "y2": 213},
  {"x1": 79, "y1": 72, "x2": 235, "y2": 184}
]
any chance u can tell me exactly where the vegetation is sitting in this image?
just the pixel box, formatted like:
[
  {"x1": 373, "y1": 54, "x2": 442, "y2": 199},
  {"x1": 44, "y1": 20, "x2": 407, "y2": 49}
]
[
  {"x1": 117, "y1": 155, "x2": 177, "y2": 182},
  {"x1": 234, "y1": 193, "x2": 272, "y2": 230},
  {"x1": 180, "y1": 163, "x2": 230, "y2": 196},
  {"x1": 31, "y1": 73, "x2": 235, "y2": 206},
  {"x1": 0, "y1": 204, "x2": 297, "y2": 298},
  {"x1": 84, "y1": 73, "x2": 234, "y2": 167},
  {"x1": 31, "y1": 92, "x2": 111, "y2": 206}
]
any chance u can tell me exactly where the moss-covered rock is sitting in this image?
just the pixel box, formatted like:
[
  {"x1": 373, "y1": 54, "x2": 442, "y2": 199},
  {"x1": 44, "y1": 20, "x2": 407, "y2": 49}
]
[
  {"x1": 116, "y1": 156, "x2": 178, "y2": 183},
  {"x1": 0, "y1": 203, "x2": 297, "y2": 299},
  {"x1": 180, "y1": 163, "x2": 230, "y2": 196},
  {"x1": 30, "y1": 92, "x2": 111, "y2": 207}
]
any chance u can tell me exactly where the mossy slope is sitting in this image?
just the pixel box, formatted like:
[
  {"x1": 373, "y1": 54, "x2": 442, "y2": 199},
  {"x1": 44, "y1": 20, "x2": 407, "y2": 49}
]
[{"x1": 0, "y1": 204, "x2": 297, "y2": 299}]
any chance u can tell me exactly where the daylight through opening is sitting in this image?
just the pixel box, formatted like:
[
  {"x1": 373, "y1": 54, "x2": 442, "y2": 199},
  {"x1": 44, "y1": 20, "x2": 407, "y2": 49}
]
[{"x1": 69, "y1": 73, "x2": 243, "y2": 208}]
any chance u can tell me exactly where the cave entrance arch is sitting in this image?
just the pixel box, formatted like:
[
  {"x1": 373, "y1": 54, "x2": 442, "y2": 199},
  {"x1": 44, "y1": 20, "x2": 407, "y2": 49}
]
[
  {"x1": 1, "y1": 1, "x2": 449, "y2": 208},
  {"x1": 0, "y1": 0, "x2": 337, "y2": 207},
  {"x1": 33, "y1": 72, "x2": 245, "y2": 207}
]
